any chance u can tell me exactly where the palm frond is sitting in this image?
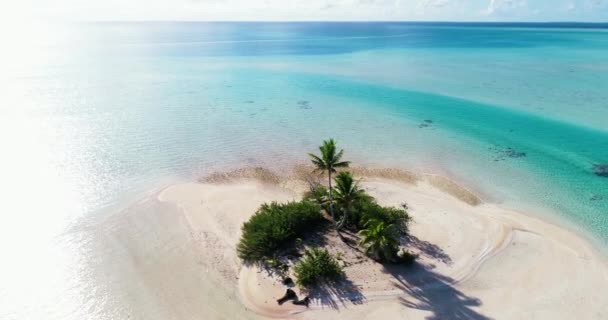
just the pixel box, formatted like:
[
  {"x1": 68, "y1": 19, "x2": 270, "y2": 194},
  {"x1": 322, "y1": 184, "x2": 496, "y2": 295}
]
[
  {"x1": 308, "y1": 153, "x2": 323, "y2": 163},
  {"x1": 308, "y1": 153, "x2": 327, "y2": 170},
  {"x1": 333, "y1": 161, "x2": 351, "y2": 168},
  {"x1": 333, "y1": 148, "x2": 344, "y2": 161}
]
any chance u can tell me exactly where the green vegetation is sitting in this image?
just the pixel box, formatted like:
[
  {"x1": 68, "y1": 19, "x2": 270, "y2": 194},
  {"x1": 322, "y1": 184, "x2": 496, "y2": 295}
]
[
  {"x1": 303, "y1": 183, "x2": 330, "y2": 211},
  {"x1": 356, "y1": 199, "x2": 411, "y2": 234},
  {"x1": 358, "y1": 219, "x2": 400, "y2": 262},
  {"x1": 237, "y1": 200, "x2": 323, "y2": 263},
  {"x1": 354, "y1": 197, "x2": 414, "y2": 263},
  {"x1": 333, "y1": 171, "x2": 370, "y2": 230},
  {"x1": 308, "y1": 139, "x2": 350, "y2": 228},
  {"x1": 293, "y1": 248, "x2": 344, "y2": 287},
  {"x1": 237, "y1": 138, "x2": 417, "y2": 290}
]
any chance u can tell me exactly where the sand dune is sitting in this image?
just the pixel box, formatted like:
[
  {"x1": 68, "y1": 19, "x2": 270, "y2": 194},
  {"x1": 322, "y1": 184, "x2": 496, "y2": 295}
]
[{"x1": 105, "y1": 168, "x2": 608, "y2": 319}]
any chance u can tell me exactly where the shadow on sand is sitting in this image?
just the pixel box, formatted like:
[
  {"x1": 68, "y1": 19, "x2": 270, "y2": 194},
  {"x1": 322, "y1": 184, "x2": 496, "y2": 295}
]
[
  {"x1": 305, "y1": 277, "x2": 366, "y2": 310},
  {"x1": 403, "y1": 234, "x2": 453, "y2": 265},
  {"x1": 383, "y1": 262, "x2": 492, "y2": 320}
]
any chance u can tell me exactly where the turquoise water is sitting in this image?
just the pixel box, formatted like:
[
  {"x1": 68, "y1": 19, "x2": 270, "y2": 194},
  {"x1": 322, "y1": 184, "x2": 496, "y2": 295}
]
[{"x1": 1, "y1": 22, "x2": 607, "y2": 319}]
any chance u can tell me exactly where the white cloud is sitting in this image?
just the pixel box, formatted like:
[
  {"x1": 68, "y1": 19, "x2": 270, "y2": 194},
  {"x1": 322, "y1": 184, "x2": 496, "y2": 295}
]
[
  {"x1": 566, "y1": 2, "x2": 577, "y2": 11},
  {"x1": 423, "y1": 0, "x2": 455, "y2": 8},
  {"x1": 585, "y1": 0, "x2": 608, "y2": 9},
  {"x1": 484, "y1": 0, "x2": 528, "y2": 15}
]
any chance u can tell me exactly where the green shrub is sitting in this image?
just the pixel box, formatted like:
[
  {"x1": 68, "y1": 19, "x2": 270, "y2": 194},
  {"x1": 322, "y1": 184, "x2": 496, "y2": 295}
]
[
  {"x1": 350, "y1": 197, "x2": 411, "y2": 234},
  {"x1": 237, "y1": 200, "x2": 323, "y2": 263},
  {"x1": 358, "y1": 219, "x2": 400, "y2": 262},
  {"x1": 303, "y1": 183, "x2": 330, "y2": 211},
  {"x1": 294, "y1": 248, "x2": 344, "y2": 287},
  {"x1": 369, "y1": 205, "x2": 411, "y2": 234},
  {"x1": 303, "y1": 182, "x2": 410, "y2": 235}
]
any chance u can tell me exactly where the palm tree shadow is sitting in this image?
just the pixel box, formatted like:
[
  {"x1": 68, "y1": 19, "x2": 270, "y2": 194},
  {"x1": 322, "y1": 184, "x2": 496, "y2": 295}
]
[
  {"x1": 304, "y1": 277, "x2": 366, "y2": 310},
  {"x1": 403, "y1": 234, "x2": 452, "y2": 265},
  {"x1": 383, "y1": 263, "x2": 492, "y2": 320}
]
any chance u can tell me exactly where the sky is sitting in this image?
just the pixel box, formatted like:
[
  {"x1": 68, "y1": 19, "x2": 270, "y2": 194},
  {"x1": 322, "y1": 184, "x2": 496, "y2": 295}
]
[{"x1": 3, "y1": 0, "x2": 608, "y2": 22}]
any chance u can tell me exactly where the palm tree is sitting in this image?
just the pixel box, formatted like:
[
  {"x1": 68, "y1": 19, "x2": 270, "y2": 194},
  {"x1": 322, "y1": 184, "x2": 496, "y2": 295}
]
[
  {"x1": 308, "y1": 139, "x2": 350, "y2": 228},
  {"x1": 333, "y1": 171, "x2": 368, "y2": 230},
  {"x1": 358, "y1": 219, "x2": 399, "y2": 262}
]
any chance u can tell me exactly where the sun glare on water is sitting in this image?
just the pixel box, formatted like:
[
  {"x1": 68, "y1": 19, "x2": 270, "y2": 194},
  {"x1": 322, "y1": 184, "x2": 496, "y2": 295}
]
[{"x1": 0, "y1": 16, "x2": 97, "y2": 319}]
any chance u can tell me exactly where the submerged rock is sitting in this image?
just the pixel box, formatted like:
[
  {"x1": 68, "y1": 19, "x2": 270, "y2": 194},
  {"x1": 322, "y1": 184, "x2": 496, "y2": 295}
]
[
  {"x1": 489, "y1": 146, "x2": 527, "y2": 161},
  {"x1": 593, "y1": 164, "x2": 608, "y2": 177},
  {"x1": 590, "y1": 194, "x2": 604, "y2": 201},
  {"x1": 418, "y1": 119, "x2": 433, "y2": 128},
  {"x1": 504, "y1": 148, "x2": 526, "y2": 158},
  {"x1": 297, "y1": 100, "x2": 311, "y2": 109}
]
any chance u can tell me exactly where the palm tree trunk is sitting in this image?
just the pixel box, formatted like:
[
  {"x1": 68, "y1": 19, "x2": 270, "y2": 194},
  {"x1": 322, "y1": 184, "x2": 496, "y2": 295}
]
[
  {"x1": 336, "y1": 205, "x2": 348, "y2": 230},
  {"x1": 328, "y1": 169, "x2": 335, "y2": 225},
  {"x1": 328, "y1": 170, "x2": 344, "y2": 241}
]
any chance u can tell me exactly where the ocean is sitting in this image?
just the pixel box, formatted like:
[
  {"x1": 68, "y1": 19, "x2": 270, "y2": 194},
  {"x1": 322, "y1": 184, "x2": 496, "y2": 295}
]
[{"x1": 0, "y1": 22, "x2": 607, "y2": 319}]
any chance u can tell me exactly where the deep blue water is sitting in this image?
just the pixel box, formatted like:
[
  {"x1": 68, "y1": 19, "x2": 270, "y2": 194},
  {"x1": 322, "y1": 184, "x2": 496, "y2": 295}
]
[{"x1": 82, "y1": 22, "x2": 608, "y2": 56}]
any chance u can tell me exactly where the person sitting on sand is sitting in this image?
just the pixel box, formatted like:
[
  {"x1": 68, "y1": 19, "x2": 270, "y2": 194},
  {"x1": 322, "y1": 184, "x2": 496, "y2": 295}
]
[
  {"x1": 293, "y1": 296, "x2": 310, "y2": 307},
  {"x1": 276, "y1": 289, "x2": 297, "y2": 305}
]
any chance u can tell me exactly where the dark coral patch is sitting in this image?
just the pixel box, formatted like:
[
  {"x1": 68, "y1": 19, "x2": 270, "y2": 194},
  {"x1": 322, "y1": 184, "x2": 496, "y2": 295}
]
[
  {"x1": 489, "y1": 146, "x2": 527, "y2": 162},
  {"x1": 297, "y1": 100, "x2": 311, "y2": 110},
  {"x1": 593, "y1": 164, "x2": 608, "y2": 177}
]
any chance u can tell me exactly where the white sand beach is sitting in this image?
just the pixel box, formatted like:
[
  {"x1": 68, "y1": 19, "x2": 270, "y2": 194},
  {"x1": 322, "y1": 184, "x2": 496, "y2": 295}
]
[{"x1": 102, "y1": 167, "x2": 608, "y2": 319}]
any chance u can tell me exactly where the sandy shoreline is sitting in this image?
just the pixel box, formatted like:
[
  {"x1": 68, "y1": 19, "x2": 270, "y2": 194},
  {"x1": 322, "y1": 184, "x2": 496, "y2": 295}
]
[{"x1": 108, "y1": 166, "x2": 608, "y2": 319}]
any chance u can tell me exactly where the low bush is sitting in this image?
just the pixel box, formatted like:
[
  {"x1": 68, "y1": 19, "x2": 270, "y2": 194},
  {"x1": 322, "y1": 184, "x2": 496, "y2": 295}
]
[
  {"x1": 294, "y1": 248, "x2": 344, "y2": 287},
  {"x1": 237, "y1": 200, "x2": 323, "y2": 263},
  {"x1": 351, "y1": 197, "x2": 411, "y2": 234},
  {"x1": 303, "y1": 183, "x2": 330, "y2": 211},
  {"x1": 358, "y1": 219, "x2": 400, "y2": 262}
]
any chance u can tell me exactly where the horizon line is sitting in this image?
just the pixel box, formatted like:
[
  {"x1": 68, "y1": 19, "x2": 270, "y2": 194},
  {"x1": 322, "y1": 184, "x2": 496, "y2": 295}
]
[{"x1": 83, "y1": 20, "x2": 608, "y2": 24}]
